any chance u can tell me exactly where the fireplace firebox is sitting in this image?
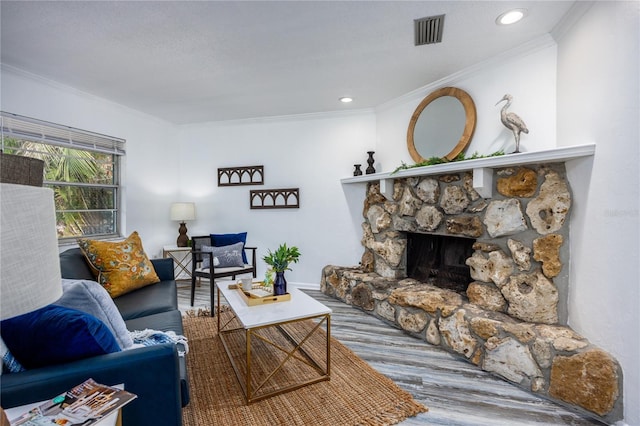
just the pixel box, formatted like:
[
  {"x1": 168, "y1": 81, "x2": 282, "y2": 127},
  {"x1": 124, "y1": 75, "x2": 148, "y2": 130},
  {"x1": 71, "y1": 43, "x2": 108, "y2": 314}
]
[{"x1": 406, "y1": 233, "x2": 475, "y2": 293}]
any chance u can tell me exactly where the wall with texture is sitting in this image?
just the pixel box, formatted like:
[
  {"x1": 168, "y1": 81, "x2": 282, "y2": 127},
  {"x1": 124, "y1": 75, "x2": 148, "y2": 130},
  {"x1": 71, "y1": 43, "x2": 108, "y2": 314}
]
[{"x1": 555, "y1": 2, "x2": 639, "y2": 424}]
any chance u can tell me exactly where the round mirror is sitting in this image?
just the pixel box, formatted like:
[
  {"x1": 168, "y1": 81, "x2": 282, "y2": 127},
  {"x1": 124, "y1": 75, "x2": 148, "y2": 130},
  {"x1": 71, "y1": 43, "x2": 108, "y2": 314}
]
[{"x1": 407, "y1": 87, "x2": 477, "y2": 162}]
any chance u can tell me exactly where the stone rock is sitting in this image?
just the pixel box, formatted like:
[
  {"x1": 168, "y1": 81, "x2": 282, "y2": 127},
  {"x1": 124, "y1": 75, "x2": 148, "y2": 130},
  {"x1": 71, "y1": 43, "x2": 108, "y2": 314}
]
[
  {"x1": 376, "y1": 300, "x2": 396, "y2": 322},
  {"x1": 415, "y1": 205, "x2": 444, "y2": 231},
  {"x1": 462, "y1": 172, "x2": 480, "y2": 201},
  {"x1": 361, "y1": 222, "x2": 374, "y2": 249},
  {"x1": 466, "y1": 250, "x2": 514, "y2": 287},
  {"x1": 531, "y1": 339, "x2": 553, "y2": 369},
  {"x1": 383, "y1": 200, "x2": 398, "y2": 215},
  {"x1": 497, "y1": 167, "x2": 516, "y2": 176},
  {"x1": 398, "y1": 308, "x2": 428, "y2": 333},
  {"x1": 392, "y1": 180, "x2": 405, "y2": 201},
  {"x1": 501, "y1": 323, "x2": 536, "y2": 343},
  {"x1": 553, "y1": 337, "x2": 588, "y2": 352},
  {"x1": 535, "y1": 325, "x2": 587, "y2": 351},
  {"x1": 484, "y1": 199, "x2": 528, "y2": 237},
  {"x1": 366, "y1": 204, "x2": 391, "y2": 233},
  {"x1": 398, "y1": 187, "x2": 422, "y2": 217},
  {"x1": 374, "y1": 258, "x2": 403, "y2": 279},
  {"x1": 467, "y1": 281, "x2": 507, "y2": 312},
  {"x1": 483, "y1": 337, "x2": 542, "y2": 383},
  {"x1": 468, "y1": 199, "x2": 488, "y2": 213},
  {"x1": 438, "y1": 310, "x2": 477, "y2": 358},
  {"x1": 469, "y1": 317, "x2": 501, "y2": 340},
  {"x1": 472, "y1": 242, "x2": 501, "y2": 252},
  {"x1": 426, "y1": 319, "x2": 441, "y2": 345},
  {"x1": 320, "y1": 268, "x2": 337, "y2": 295},
  {"x1": 526, "y1": 171, "x2": 571, "y2": 235},
  {"x1": 502, "y1": 271, "x2": 559, "y2": 324},
  {"x1": 507, "y1": 238, "x2": 532, "y2": 271},
  {"x1": 438, "y1": 174, "x2": 460, "y2": 183},
  {"x1": 533, "y1": 234, "x2": 564, "y2": 278},
  {"x1": 360, "y1": 250, "x2": 375, "y2": 272},
  {"x1": 334, "y1": 273, "x2": 352, "y2": 301},
  {"x1": 497, "y1": 167, "x2": 538, "y2": 197},
  {"x1": 389, "y1": 285, "x2": 463, "y2": 317},
  {"x1": 416, "y1": 178, "x2": 440, "y2": 203},
  {"x1": 352, "y1": 283, "x2": 375, "y2": 310},
  {"x1": 406, "y1": 177, "x2": 420, "y2": 188},
  {"x1": 532, "y1": 377, "x2": 546, "y2": 393},
  {"x1": 535, "y1": 324, "x2": 582, "y2": 341},
  {"x1": 550, "y1": 350, "x2": 619, "y2": 416},
  {"x1": 440, "y1": 185, "x2": 470, "y2": 214},
  {"x1": 363, "y1": 230, "x2": 406, "y2": 269},
  {"x1": 470, "y1": 349, "x2": 483, "y2": 366},
  {"x1": 392, "y1": 215, "x2": 417, "y2": 232},
  {"x1": 364, "y1": 183, "x2": 386, "y2": 213},
  {"x1": 445, "y1": 216, "x2": 483, "y2": 238}
]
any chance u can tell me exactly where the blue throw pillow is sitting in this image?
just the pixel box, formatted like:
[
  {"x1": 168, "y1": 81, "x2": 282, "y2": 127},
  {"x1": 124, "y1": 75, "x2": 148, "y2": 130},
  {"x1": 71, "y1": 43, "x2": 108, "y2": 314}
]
[
  {"x1": 57, "y1": 279, "x2": 134, "y2": 349},
  {"x1": 0, "y1": 305, "x2": 121, "y2": 369},
  {"x1": 211, "y1": 232, "x2": 248, "y2": 264}
]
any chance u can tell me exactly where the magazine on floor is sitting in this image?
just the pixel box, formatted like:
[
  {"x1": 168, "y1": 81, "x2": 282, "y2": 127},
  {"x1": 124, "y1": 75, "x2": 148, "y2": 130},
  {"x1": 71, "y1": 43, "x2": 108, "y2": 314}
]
[{"x1": 9, "y1": 378, "x2": 136, "y2": 426}]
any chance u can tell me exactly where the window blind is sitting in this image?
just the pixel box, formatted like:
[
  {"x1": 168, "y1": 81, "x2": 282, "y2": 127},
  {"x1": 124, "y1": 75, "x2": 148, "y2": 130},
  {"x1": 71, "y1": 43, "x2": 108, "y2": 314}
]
[{"x1": 1, "y1": 111, "x2": 125, "y2": 155}]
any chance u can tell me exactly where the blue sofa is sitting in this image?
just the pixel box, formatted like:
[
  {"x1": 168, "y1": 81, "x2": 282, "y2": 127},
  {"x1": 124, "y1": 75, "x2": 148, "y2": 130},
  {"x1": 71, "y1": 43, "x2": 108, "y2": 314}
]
[{"x1": 1, "y1": 248, "x2": 189, "y2": 425}]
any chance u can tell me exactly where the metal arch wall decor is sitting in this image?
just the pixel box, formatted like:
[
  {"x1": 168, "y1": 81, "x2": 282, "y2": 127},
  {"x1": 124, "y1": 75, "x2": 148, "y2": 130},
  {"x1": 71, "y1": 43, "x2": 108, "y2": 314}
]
[
  {"x1": 250, "y1": 188, "x2": 300, "y2": 209},
  {"x1": 218, "y1": 165, "x2": 264, "y2": 186}
]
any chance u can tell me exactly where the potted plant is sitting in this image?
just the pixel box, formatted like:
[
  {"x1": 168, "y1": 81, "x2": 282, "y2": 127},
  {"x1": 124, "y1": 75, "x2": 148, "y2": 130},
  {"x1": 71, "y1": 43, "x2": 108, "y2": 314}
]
[{"x1": 262, "y1": 243, "x2": 301, "y2": 295}]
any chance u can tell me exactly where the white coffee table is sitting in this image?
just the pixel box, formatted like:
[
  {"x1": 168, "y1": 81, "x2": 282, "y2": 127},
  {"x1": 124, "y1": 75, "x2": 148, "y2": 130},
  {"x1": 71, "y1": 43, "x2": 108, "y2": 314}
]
[{"x1": 216, "y1": 283, "x2": 332, "y2": 404}]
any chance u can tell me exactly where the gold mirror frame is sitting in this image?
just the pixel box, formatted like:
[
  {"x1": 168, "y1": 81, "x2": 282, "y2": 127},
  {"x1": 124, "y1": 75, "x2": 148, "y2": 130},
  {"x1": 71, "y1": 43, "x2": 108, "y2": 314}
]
[{"x1": 407, "y1": 86, "x2": 477, "y2": 162}]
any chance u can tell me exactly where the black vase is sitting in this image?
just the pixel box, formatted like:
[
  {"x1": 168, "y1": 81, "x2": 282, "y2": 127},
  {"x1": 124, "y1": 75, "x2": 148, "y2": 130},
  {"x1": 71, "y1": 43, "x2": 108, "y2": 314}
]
[
  {"x1": 366, "y1": 151, "x2": 376, "y2": 174},
  {"x1": 353, "y1": 164, "x2": 363, "y2": 176},
  {"x1": 274, "y1": 271, "x2": 287, "y2": 295}
]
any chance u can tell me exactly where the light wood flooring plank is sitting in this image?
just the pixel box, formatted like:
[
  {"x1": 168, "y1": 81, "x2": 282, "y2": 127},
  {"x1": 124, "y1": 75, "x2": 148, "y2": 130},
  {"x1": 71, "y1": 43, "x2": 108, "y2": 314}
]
[{"x1": 177, "y1": 283, "x2": 604, "y2": 426}]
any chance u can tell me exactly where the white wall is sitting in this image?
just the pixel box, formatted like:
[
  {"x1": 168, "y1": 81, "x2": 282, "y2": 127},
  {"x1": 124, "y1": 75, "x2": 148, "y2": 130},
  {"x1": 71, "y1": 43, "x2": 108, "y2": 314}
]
[
  {"x1": 0, "y1": 67, "x2": 181, "y2": 254},
  {"x1": 375, "y1": 36, "x2": 558, "y2": 172},
  {"x1": 177, "y1": 112, "x2": 372, "y2": 285},
  {"x1": 0, "y1": 66, "x2": 370, "y2": 285},
  {"x1": 556, "y1": 2, "x2": 639, "y2": 424}
]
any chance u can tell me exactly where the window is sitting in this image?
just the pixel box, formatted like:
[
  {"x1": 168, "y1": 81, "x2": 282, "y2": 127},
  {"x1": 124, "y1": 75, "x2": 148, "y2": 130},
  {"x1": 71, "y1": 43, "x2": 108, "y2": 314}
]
[{"x1": 1, "y1": 112, "x2": 125, "y2": 241}]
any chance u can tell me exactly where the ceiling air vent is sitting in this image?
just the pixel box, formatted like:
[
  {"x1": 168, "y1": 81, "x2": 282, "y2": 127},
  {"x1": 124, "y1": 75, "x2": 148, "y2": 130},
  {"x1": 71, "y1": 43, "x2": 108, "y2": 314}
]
[{"x1": 414, "y1": 14, "x2": 445, "y2": 46}]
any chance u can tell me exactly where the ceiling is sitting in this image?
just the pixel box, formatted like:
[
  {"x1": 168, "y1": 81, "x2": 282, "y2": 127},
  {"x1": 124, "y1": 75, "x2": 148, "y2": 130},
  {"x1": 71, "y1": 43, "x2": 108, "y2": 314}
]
[{"x1": 0, "y1": 1, "x2": 575, "y2": 125}]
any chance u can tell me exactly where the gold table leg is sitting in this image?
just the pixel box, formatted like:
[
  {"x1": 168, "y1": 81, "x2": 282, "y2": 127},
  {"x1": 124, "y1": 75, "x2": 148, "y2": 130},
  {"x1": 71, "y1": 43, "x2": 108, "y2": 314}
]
[{"x1": 219, "y1": 313, "x2": 331, "y2": 404}]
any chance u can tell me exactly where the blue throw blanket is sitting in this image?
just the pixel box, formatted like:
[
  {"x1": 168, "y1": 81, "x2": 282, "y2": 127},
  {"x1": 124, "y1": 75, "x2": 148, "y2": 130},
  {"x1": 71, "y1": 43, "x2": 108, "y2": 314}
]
[{"x1": 129, "y1": 329, "x2": 189, "y2": 356}]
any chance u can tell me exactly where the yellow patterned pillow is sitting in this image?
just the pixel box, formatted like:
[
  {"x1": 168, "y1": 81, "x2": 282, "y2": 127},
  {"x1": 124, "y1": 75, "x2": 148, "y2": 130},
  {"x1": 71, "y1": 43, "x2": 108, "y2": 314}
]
[{"x1": 77, "y1": 231, "x2": 160, "y2": 298}]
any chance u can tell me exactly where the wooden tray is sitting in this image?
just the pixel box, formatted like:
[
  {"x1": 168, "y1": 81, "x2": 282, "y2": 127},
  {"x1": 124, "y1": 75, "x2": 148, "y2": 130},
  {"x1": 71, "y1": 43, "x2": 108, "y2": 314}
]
[{"x1": 230, "y1": 284, "x2": 291, "y2": 306}]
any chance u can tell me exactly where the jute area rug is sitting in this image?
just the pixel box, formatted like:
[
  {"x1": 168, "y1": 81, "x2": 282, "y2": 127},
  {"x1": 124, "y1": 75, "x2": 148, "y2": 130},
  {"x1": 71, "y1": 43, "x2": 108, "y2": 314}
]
[{"x1": 181, "y1": 311, "x2": 428, "y2": 426}]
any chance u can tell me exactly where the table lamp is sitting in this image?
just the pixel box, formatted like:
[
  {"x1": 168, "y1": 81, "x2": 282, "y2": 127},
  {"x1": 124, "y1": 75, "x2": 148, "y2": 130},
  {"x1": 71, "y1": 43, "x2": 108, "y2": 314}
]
[
  {"x1": 170, "y1": 202, "x2": 196, "y2": 247},
  {"x1": 1, "y1": 183, "x2": 63, "y2": 321}
]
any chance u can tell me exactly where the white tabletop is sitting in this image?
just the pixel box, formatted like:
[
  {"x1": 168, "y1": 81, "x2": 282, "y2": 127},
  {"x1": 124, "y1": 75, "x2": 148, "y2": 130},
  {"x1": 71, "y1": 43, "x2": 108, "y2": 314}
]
[{"x1": 217, "y1": 283, "x2": 331, "y2": 329}]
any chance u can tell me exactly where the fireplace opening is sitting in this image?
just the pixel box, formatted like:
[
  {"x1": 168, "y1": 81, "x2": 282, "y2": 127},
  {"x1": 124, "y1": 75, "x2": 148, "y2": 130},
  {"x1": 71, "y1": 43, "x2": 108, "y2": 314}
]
[{"x1": 406, "y1": 233, "x2": 475, "y2": 293}]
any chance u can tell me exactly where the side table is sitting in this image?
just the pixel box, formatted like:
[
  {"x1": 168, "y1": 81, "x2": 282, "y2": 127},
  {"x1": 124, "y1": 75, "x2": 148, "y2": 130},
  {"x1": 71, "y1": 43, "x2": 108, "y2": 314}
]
[{"x1": 163, "y1": 245, "x2": 193, "y2": 283}]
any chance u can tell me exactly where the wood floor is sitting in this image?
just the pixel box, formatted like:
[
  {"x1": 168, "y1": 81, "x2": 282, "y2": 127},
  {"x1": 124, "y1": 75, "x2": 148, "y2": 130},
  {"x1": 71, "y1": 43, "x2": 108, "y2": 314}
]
[{"x1": 177, "y1": 281, "x2": 604, "y2": 426}]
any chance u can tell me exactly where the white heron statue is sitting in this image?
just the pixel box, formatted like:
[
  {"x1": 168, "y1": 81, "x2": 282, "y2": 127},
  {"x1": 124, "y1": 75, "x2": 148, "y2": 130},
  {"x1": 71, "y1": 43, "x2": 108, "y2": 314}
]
[{"x1": 496, "y1": 94, "x2": 529, "y2": 153}]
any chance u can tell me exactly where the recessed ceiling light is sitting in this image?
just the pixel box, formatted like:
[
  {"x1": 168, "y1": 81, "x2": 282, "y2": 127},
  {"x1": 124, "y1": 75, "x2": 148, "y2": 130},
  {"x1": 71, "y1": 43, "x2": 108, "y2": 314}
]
[
  {"x1": 496, "y1": 9, "x2": 527, "y2": 25},
  {"x1": 339, "y1": 97, "x2": 353, "y2": 103}
]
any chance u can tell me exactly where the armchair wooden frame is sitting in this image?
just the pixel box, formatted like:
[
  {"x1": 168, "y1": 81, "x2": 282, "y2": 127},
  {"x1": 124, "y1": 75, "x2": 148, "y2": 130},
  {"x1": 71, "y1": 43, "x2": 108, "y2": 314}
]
[{"x1": 190, "y1": 235, "x2": 257, "y2": 311}]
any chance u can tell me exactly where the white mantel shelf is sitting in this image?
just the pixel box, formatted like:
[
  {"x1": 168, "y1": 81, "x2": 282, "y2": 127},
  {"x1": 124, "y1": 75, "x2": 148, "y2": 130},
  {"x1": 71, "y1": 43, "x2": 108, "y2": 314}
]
[{"x1": 341, "y1": 144, "x2": 595, "y2": 199}]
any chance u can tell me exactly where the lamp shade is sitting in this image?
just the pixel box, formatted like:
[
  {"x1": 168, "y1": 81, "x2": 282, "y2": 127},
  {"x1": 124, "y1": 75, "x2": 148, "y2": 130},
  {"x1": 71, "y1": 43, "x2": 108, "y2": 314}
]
[
  {"x1": 170, "y1": 202, "x2": 196, "y2": 222},
  {"x1": 1, "y1": 183, "x2": 63, "y2": 320}
]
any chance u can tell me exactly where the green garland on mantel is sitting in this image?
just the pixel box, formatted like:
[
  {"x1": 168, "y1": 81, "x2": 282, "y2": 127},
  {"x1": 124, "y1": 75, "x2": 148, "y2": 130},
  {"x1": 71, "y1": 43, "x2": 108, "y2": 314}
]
[{"x1": 391, "y1": 150, "x2": 506, "y2": 175}]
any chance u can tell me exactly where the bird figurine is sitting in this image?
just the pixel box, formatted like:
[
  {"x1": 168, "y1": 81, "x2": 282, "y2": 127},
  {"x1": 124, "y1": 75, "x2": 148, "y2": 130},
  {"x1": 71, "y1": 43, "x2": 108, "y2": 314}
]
[{"x1": 496, "y1": 94, "x2": 529, "y2": 153}]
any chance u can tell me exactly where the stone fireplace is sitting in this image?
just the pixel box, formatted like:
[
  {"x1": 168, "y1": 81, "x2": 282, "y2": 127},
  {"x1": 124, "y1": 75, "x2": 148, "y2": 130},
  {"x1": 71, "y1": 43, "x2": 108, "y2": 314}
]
[{"x1": 322, "y1": 160, "x2": 622, "y2": 423}]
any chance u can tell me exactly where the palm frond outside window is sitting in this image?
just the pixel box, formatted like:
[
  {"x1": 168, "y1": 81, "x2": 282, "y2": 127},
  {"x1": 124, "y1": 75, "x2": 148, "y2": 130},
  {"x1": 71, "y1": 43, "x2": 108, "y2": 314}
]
[{"x1": 1, "y1": 112, "x2": 124, "y2": 241}]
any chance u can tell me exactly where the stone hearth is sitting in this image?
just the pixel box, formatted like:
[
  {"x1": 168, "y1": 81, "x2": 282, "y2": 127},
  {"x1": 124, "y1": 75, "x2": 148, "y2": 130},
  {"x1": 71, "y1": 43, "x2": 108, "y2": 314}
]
[{"x1": 323, "y1": 163, "x2": 622, "y2": 423}]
